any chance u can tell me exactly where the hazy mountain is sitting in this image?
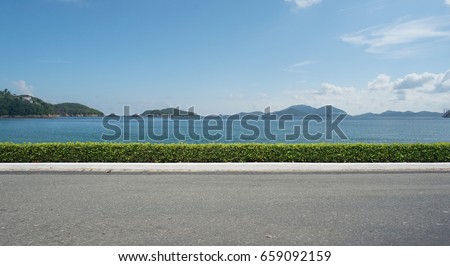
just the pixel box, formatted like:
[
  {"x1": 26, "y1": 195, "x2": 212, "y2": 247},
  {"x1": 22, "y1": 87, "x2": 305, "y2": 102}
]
[
  {"x1": 225, "y1": 105, "x2": 443, "y2": 120},
  {"x1": 273, "y1": 105, "x2": 347, "y2": 117},
  {"x1": 352, "y1": 110, "x2": 442, "y2": 119}
]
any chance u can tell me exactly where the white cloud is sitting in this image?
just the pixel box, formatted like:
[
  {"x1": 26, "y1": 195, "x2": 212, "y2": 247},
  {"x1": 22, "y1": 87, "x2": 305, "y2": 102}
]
[
  {"x1": 368, "y1": 74, "x2": 392, "y2": 91},
  {"x1": 446, "y1": 0, "x2": 450, "y2": 6},
  {"x1": 341, "y1": 16, "x2": 450, "y2": 57},
  {"x1": 11, "y1": 80, "x2": 34, "y2": 96},
  {"x1": 284, "y1": 60, "x2": 317, "y2": 73},
  {"x1": 320, "y1": 83, "x2": 356, "y2": 95},
  {"x1": 284, "y1": 70, "x2": 450, "y2": 114},
  {"x1": 393, "y1": 72, "x2": 436, "y2": 91},
  {"x1": 285, "y1": 0, "x2": 322, "y2": 9}
]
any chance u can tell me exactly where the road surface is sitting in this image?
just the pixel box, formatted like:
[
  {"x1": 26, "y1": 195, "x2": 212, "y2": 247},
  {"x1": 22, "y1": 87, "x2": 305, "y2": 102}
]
[{"x1": 0, "y1": 172, "x2": 449, "y2": 245}]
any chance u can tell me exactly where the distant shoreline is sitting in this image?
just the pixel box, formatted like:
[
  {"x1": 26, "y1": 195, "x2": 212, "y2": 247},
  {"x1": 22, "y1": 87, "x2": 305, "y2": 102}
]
[
  {"x1": 1, "y1": 114, "x2": 445, "y2": 119},
  {"x1": 0, "y1": 114, "x2": 103, "y2": 119}
]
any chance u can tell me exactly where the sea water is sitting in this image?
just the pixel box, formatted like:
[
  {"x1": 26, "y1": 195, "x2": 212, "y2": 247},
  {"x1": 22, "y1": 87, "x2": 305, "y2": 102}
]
[{"x1": 0, "y1": 117, "x2": 449, "y2": 143}]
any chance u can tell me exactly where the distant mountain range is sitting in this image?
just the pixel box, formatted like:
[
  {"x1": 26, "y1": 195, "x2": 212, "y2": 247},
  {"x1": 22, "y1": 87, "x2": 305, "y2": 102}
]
[
  {"x1": 351, "y1": 110, "x2": 442, "y2": 119},
  {"x1": 1, "y1": 89, "x2": 444, "y2": 119},
  {"x1": 226, "y1": 105, "x2": 442, "y2": 119},
  {"x1": 274, "y1": 105, "x2": 347, "y2": 117},
  {"x1": 119, "y1": 105, "x2": 444, "y2": 119},
  {"x1": 0, "y1": 89, "x2": 103, "y2": 117}
]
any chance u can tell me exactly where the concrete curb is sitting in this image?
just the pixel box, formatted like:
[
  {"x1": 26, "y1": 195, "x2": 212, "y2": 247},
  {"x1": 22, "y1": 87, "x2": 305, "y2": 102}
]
[{"x1": 1, "y1": 163, "x2": 450, "y2": 173}]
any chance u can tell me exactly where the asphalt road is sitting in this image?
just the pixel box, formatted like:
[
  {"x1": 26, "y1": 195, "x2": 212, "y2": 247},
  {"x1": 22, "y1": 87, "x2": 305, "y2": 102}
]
[{"x1": 0, "y1": 172, "x2": 449, "y2": 245}]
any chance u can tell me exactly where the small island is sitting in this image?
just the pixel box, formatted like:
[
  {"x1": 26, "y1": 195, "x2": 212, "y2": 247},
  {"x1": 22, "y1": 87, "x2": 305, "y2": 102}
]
[
  {"x1": 0, "y1": 89, "x2": 104, "y2": 117},
  {"x1": 141, "y1": 107, "x2": 200, "y2": 118}
]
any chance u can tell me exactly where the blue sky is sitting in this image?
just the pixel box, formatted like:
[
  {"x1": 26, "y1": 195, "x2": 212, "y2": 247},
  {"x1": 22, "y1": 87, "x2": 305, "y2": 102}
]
[{"x1": 1, "y1": 0, "x2": 450, "y2": 115}]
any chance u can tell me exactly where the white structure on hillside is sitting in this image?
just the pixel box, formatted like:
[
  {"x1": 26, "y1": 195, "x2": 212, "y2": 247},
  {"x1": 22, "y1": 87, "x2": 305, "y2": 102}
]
[{"x1": 21, "y1": 95, "x2": 33, "y2": 103}]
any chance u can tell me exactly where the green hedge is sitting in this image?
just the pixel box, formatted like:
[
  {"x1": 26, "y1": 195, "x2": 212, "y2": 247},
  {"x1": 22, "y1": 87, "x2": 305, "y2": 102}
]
[{"x1": 1, "y1": 143, "x2": 450, "y2": 162}]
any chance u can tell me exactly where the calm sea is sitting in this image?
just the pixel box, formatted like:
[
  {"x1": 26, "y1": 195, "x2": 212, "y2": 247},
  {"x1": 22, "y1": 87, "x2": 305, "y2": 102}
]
[{"x1": 0, "y1": 117, "x2": 449, "y2": 143}]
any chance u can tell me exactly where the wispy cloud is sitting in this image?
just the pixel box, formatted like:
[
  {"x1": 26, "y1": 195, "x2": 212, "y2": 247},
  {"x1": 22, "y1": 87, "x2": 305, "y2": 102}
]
[
  {"x1": 11, "y1": 80, "x2": 35, "y2": 96},
  {"x1": 446, "y1": 0, "x2": 450, "y2": 6},
  {"x1": 341, "y1": 16, "x2": 450, "y2": 57},
  {"x1": 228, "y1": 92, "x2": 244, "y2": 100},
  {"x1": 284, "y1": 60, "x2": 317, "y2": 73},
  {"x1": 285, "y1": 0, "x2": 322, "y2": 9},
  {"x1": 339, "y1": 0, "x2": 386, "y2": 12},
  {"x1": 319, "y1": 83, "x2": 356, "y2": 95}
]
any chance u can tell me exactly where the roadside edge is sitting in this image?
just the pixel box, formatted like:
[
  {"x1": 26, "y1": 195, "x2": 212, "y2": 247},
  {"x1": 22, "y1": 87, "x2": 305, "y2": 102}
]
[{"x1": 1, "y1": 163, "x2": 450, "y2": 173}]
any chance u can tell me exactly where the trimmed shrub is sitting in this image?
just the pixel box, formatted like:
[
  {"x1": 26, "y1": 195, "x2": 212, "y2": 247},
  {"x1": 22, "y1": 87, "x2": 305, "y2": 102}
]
[{"x1": 1, "y1": 143, "x2": 450, "y2": 163}]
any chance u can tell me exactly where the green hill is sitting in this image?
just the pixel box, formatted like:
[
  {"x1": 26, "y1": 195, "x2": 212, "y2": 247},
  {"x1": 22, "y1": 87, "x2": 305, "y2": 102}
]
[
  {"x1": 54, "y1": 103, "x2": 103, "y2": 116},
  {"x1": 0, "y1": 89, "x2": 103, "y2": 117}
]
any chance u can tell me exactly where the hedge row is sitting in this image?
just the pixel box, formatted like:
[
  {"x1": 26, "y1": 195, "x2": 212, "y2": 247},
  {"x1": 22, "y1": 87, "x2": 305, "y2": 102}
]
[{"x1": 1, "y1": 143, "x2": 450, "y2": 162}]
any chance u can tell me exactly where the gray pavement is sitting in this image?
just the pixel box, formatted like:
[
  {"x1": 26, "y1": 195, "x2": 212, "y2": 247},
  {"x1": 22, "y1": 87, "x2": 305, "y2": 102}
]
[{"x1": 0, "y1": 172, "x2": 449, "y2": 245}]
